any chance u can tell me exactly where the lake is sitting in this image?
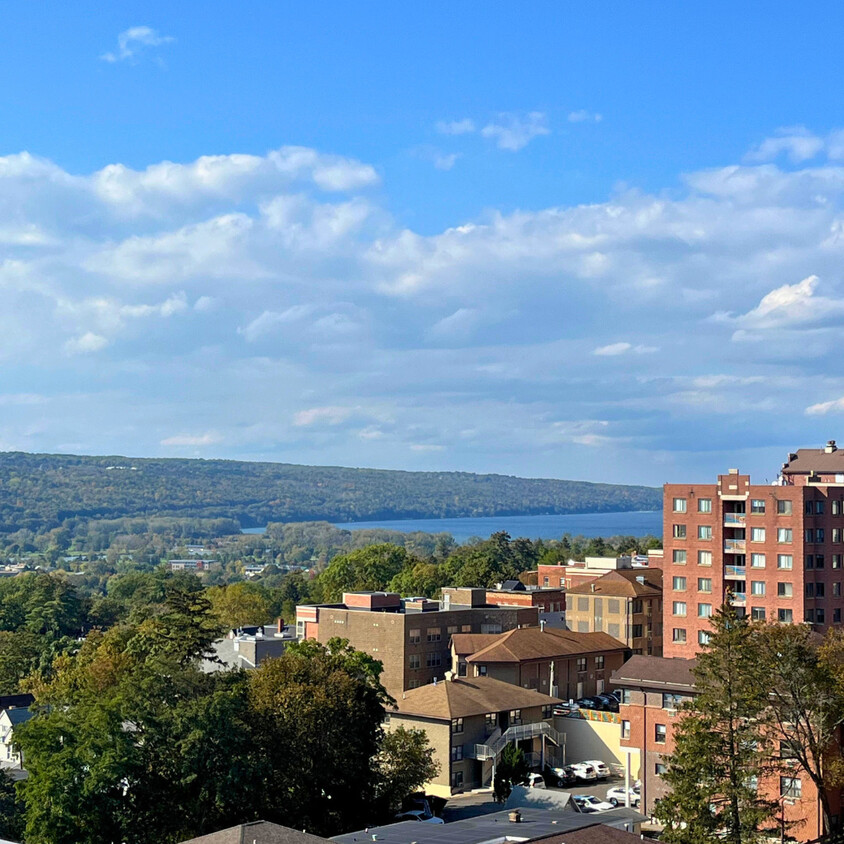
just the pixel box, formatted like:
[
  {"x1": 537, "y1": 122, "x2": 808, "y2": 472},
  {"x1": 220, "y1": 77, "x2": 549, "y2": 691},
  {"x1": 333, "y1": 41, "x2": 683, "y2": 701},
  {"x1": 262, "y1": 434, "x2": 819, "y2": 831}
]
[{"x1": 243, "y1": 510, "x2": 662, "y2": 542}]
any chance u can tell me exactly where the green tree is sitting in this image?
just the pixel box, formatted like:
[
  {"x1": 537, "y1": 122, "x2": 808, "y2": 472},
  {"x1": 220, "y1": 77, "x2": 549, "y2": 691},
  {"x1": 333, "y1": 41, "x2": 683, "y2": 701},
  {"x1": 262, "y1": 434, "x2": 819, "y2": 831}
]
[
  {"x1": 654, "y1": 607, "x2": 778, "y2": 844},
  {"x1": 0, "y1": 770, "x2": 24, "y2": 842},
  {"x1": 493, "y1": 744, "x2": 529, "y2": 803},
  {"x1": 207, "y1": 582, "x2": 272, "y2": 628},
  {"x1": 374, "y1": 726, "x2": 440, "y2": 817},
  {"x1": 0, "y1": 631, "x2": 46, "y2": 694},
  {"x1": 319, "y1": 545, "x2": 418, "y2": 601}
]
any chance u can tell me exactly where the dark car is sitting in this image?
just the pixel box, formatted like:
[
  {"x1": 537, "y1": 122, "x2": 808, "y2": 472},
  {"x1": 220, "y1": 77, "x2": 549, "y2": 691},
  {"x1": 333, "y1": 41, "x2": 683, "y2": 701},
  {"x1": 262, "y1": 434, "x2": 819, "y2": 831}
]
[
  {"x1": 575, "y1": 696, "x2": 606, "y2": 711},
  {"x1": 595, "y1": 694, "x2": 619, "y2": 712},
  {"x1": 543, "y1": 764, "x2": 576, "y2": 787}
]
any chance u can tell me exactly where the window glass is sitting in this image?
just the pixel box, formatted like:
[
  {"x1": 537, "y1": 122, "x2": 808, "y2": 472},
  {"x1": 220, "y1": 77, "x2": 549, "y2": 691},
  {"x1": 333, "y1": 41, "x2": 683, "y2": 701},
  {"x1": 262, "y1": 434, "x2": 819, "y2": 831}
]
[
  {"x1": 673, "y1": 550, "x2": 687, "y2": 564},
  {"x1": 697, "y1": 578, "x2": 712, "y2": 593},
  {"x1": 698, "y1": 603, "x2": 713, "y2": 618},
  {"x1": 777, "y1": 500, "x2": 793, "y2": 515},
  {"x1": 778, "y1": 528, "x2": 793, "y2": 543},
  {"x1": 698, "y1": 630, "x2": 711, "y2": 645},
  {"x1": 777, "y1": 582, "x2": 793, "y2": 598},
  {"x1": 751, "y1": 553, "x2": 766, "y2": 568},
  {"x1": 673, "y1": 576, "x2": 686, "y2": 590},
  {"x1": 698, "y1": 525, "x2": 712, "y2": 540},
  {"x1": 673, "y1": 524, "x2": 687, "y2": 539},
  {"x1": 698, "y1": 550, "x2": 712, "y2": 566},
  {"x1": 698, "y1": 498, "x2": 712, "y2": 513},
  {"x1": 751, "y1": 607, "x2": 766, "y2": 621},
  {"x1": 751, "y1": 581, "x2": 766, "y2": 596},
  {"x1": 672, "y1": 628, "x2": 686, "y2": 643},
  {"x1": 751, "y1": 499, "x2": 766, "y2": 514},
  {"x1": 778, "y1": 608, "x2": 794, "y2": 622},
  {"x1": 751, "y1": 527, "x2": 766, "y2": 542},
  {"x1": 777, "y1": 554, "x2": 793, "y2": 569},
  {"x1": 673, "y1": 601, "x2": 687, "y2": 617},
  {"x1": 673, "y1": 498, "x2": 687, "y2": 513}
]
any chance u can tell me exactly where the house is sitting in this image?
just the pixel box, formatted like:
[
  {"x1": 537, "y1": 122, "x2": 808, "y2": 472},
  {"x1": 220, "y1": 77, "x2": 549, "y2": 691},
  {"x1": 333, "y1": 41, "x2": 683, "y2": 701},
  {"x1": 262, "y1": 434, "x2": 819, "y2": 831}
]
[
  {"x1": 296, "y1": 591, "x2": 538, "y2": 697},
  {"x1": 180, "y1": 821, "x2": 331, "y2": 844},
  {"x1": 565, "y1": 569, "x2": 663, "y2": 656},
  {"x1": 386, "y1": 673, "x2": 562, "y2": 796},
  {"x1": 0, "y1": 707, "x2": 34, "y2": 768},
  {"x1": 454, "y1": 623, "x2": 627, "y2": 700}
]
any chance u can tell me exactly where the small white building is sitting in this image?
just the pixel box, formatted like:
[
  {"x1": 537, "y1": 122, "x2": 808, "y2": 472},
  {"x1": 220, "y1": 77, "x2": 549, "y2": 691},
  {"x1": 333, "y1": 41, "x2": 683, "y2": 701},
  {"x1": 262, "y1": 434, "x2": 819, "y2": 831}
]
[{"x1": 0, "y1": 708, "x2": 33, "y2": 768}]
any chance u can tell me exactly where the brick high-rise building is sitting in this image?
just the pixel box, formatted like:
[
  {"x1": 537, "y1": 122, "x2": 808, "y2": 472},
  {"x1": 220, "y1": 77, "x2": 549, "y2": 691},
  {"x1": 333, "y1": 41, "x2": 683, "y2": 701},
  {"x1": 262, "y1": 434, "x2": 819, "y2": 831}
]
[{"x1": 664, "y1": 441, "x2": 844, "y2": 658}]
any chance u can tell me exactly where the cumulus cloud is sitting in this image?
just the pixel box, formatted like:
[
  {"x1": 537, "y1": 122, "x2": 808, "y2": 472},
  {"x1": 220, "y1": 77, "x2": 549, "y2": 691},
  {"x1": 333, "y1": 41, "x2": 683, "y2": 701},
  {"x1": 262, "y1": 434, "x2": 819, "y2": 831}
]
[
  {"x1": 436, "y1": 119, "x2": 476, "y2": 135},
  {"x1": 101, "y1": 26, "x2": 174, "y2": 63},
  {"x1": 593, "y1": 342, "x2": 657, "y2": 356},
  {"x1": 568, "y1": 110, "x2": 602, "y2": 123},
  {"x1": 64, "y1": 332, "x2": 108, "y2": 355},
  {"x1": 745, "y1": 126, "x2": 824, "y2": 163},
  {"x1": 481, "y1": 112, "x2": 550, "y2": 151}
]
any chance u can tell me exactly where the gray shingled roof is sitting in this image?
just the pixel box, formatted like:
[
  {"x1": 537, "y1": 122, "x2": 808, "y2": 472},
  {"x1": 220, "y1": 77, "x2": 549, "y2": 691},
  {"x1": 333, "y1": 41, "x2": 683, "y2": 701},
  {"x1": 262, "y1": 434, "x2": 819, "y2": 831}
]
[
  {"x1": 180, "y1": 821, "x2": 331, "y2": 844},
  {"x1": 610, "y1": 655, "x2": 697, "y2": 691}
]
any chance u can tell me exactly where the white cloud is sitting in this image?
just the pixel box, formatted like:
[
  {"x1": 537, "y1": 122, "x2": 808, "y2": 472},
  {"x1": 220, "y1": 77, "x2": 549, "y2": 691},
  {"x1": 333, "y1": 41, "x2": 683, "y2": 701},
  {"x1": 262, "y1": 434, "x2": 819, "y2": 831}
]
[
  {"x1": 806, "y1": 397, "x2": 844, "y2": 416},
  {"x1": 293, "y1": 406, "x2": 354, "y2": 427},
  {"x1": 745, "y1": 126, "x2": 824, "y2": 163},
  {"x1": 101, "y1": 26, "x2": 174, "y2": 63},
  {"x1": 410, "y1": 444, "x2": 445, "y2": 452},
  {"x1": 481, "y1": 112, "x2": 550, "y2": 151},
  {"x1": 568, "y1": 110, "x2": 602, "y2": 123},
  {"x1": 64, "y1": 332, "x2": 109, "y2": 355},
  {"x1": 436, "y1": 119, "x2": 476, "y2": 135},
  {"x1": 433, "y1": 153, "x2": 460, "y2": 171},
  {"x1": 593, "y1": 342, "x2": 657, "y2": 356},
  {"x1": 160, "y1": 432, "x2": 221, "y2": 446}
]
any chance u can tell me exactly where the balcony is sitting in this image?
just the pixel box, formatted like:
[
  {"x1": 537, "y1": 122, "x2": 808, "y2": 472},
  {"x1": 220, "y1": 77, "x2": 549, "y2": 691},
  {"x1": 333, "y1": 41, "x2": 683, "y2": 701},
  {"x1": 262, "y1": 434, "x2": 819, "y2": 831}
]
[
  {"x1": 465, "y1": 721, "x2": 564, "y2": 762},
  {"x1": 724, "y1": 565, "x2": 746, "y2": 578},
  {"x1": 729, "y1": 592, "x2": 747, "y2": 606},
  {"x1": 724, "y1": 514, "x2": 747, "y2": 526},
  {"x1": 724, "y1": 539, "x2": 746, "y2": 553}
]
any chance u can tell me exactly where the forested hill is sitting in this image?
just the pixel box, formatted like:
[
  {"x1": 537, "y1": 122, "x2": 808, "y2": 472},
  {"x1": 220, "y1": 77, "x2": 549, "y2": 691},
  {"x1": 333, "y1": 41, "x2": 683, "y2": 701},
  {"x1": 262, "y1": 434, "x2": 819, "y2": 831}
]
[{"x1": 0, "y1": 451, "x2": 660, "y2": 534}]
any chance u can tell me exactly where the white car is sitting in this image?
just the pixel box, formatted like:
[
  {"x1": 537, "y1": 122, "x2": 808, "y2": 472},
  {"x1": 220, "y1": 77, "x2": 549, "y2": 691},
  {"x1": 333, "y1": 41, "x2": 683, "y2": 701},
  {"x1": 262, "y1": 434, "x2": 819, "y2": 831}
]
[
  {"x1": 573, "y1": 794, "x2": 614, "y2": 813},
  {"x1": 524, "y1": 772, "x2": 546, "y2": 789},
  {"x1": 606, "y1": 786, "x2": 641, "y2": 807},
  {"x1": 395, "y1": 810, "x2": 445, "y2": 824},
  {"x1": 583, "y1": 759, "x2": 611, "y2": 779},
  {"x1": 568, "y1": 762, "x2": 597, "y2": 781}
]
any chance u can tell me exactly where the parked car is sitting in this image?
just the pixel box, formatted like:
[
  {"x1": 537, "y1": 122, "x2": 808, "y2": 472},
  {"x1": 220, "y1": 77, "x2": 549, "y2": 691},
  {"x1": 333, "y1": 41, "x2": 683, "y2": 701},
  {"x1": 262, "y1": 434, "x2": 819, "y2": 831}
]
[
  {"x1": 543, "y1": 765, "x2": 576, "y2": 787},
  {"x1": 606, "y1": 786, "x2": 641, "y2": 808},
  {"x1": 595, "y1": 694, "x2": 619, "y2": 712},
  {"x1": 575, "y1": 697, "x2": 605, "y2": 711},
  {"x1": 572, "y1": 794, "x2": 614, "y2": 813},
  {"x1": 523, "y1": 772, "x2": 546, "y2": 789},
  {"x1": 568, "y1": 762, "x2": 597, "y2": 781},
  {"x1": 605, "y1": 689, "x2": 622, "y2": 702},
  {"x1": 395, "y1": 810, "x2": 445, "y2": 824},
  {"x1": 583, "y1": 759, "x2": 611, "y2": 779}
]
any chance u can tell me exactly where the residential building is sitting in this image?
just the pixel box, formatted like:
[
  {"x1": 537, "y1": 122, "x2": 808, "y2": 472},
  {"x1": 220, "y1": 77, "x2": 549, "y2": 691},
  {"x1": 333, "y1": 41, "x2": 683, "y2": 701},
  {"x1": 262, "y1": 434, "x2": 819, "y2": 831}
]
[
  {"x1": 564, "y1": 569, "x2": 663, "y2": 656},
  {"x1": 296, "y1": 591, "x2": 538, "y2": 697},
  {"x1": 664, "y1": 441, "x2": 844, "y2": 658},
  {"x1": 443, "y1": 583, "x2": 566, "y2": 627},
  {"x1": 204, "y1": 622, "x2": 297, "y2": 672},
  {"x1": 0, "y1": 707, "x2": 33, "y2": 769},
  {"x1": 386, "y1": 674, "x2": 563, "y2": 795},
  {"x1": 538, "y1": 556, "x2": 639, "y2": 591},
  {"x1": 611, "y1": 655, "x2": 835, "y2": 841},
  {"x1": 454, "y1": 623, "x2": 627, "y2": 700},
  {"x1": 168, "y1": 559, "x2": 220, "y2": 572}
]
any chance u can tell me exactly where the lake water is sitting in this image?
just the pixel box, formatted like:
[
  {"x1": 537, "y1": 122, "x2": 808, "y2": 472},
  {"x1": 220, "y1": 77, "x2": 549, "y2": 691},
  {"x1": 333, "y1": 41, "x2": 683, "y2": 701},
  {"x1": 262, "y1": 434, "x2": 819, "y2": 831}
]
[{"x1": 243, "y1": 510, "x2": 662, "y2": 542}]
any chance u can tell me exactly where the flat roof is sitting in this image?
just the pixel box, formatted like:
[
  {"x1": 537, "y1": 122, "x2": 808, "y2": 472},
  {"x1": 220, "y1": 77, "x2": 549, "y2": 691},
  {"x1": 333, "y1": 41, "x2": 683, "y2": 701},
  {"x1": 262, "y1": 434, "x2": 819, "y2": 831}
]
[{"x1": 331, "y1": 806, "x2": 645, "y2": 844}]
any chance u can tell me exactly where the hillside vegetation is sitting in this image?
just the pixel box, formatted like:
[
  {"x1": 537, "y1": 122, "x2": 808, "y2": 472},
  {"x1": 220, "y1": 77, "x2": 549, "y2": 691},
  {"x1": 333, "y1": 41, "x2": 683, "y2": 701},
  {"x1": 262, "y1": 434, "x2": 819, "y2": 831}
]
[{"x1": 0, "y1": 451, "x2": 660, "y2": 534}]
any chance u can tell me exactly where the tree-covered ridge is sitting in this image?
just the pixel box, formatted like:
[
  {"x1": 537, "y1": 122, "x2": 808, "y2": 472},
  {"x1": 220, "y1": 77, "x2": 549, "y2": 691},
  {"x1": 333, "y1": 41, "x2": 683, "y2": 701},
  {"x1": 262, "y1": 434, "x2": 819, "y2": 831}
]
[{"x1": 0, "y1": 450, "x2": 660, "y2": 534}]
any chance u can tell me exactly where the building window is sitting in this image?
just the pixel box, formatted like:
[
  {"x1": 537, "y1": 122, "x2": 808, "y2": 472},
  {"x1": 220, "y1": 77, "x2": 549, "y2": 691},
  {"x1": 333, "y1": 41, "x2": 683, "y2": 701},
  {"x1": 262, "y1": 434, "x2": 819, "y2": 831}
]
[
  {"x1": 621, "y1": 719, "x2": 631, "y2": 739},
  {"x1": 673, "y1": 601, "x2": 687, "y2": 617},
  {"x1": 835, "y1": 529, "x2": 843, "y2": 544},
  {"x1": 835, "y1": 555, "x2": 843, "y2": 569},
  {"x1": 480, "y1": 623, "x2": 502, "y2": 634},
  {"x1": 451, "y1": 744, "x2": 464, "y2": 762},
  {"x1": 448, "y1": 625, "x2": 459, "y2": 635},
  {"x1": 663, "y1": 693, "x2": 683, "y2": 709},
  {"x1": 698, "y1": 578, "x2": 712, "y2": 593},
  {"x1": 778, "y1": 528, "x2": 793, "y2": 543},
  {"x1": 451, "y1": 718, "x2": 464, "y2": 734},
  {"x1": 834, "y1": 500, "x2": 843, "y2": 516},
  {"x1": 699, "y1": 630, "x2": 711, "y2": 645},
  {"x1": 750, "y1": 553, "x2": 766, "y2": 568},
  {"x1": 542, "y1": 705, "x2": 553, "y2": 719},
  {"x1": 620, "y1": 689, "x2": 632, "y2": 704},
  {"x1": 751, "y1": 607, "x2": 766, "y2": 621},
  {"x1": 777, "y1": 500, "x2": 793, "y2": 515},
  {"x1": 778, "y1": 554, "x2": 793, "y2": 569},
  {"x1": 632, "y1": 624, "x2": 643, "y2": 638},
  {"x1": 807, "y1": 554, "x2": 815, "y2": 569},
  {"x1": 780, "y1": 777, "x2": 802, "y2": 799},
  {"x1": 673, "y1": 550, "x2": 687, "y2": 564},
  {"x1": 698, "y1": 498, "x2": 712, "y2": 513},
  {"x1": 673, "y1": 498, "x2": 687, "y2": 513},
  {"x1": 509, "y1": 710, "x2": 522, "y2": 725},
  {"x1": 485, "y1": 712, "x2": 497, "y2": 729},
  {"x1": 655, "y1": 724, "x2": 667, "y2": 743},
  {"x1": 835, "y1": 583, "x2": 841, "y2": 598},
  {"x1": 751, "y1": 499, "x2": 766, "y2": 514},
  {"x1": 806, "y1": 501, "x2": 815, "y2": 516},
  {"x1": 595, "y1": 656, "x2": 605, "y2": 669},
  {"x1": 751, "y1": 581, "x2": 766, "y2": 596},
  {"x1": 777, "y1": 583, "x2": 793, "y2": 598},
  {"x1": 806, "y1": 529, "x2": 815, "y2": 544},
  {"x1": 778, "y1": 608, "x2": 794, "y2": 623},
  {"x1": 835, "y1": 609, "x2": 842, "y2": 623},
  {"x1": 698, "y1": 525, "x2": 712, "y2": 540},
  {"x1": 409, "y1": 654, "x2": 421, "y2": 670},
  {"x1": 751, "y1": 527, "x2": 766, "y2": 542},
  {"x1": 451, "y1": 771, "x2": 464, "y2": 789},
  {"x1": 698, "y1": 603, "x2": 713, "y2": 618},
  {"x1": 817, "y1": 501, "x2": 826, "y2": 515},
  {"x1": 543, "y1": 576, "x2": 550, "y2": 586},
  {"x1": 817, "y1": 554, "x2": 826, "y2": 569},
  {"x1": 817, "y1": 608, "x2": 826, "y2": 624},
  {"x1": 631, "y1": 599, "x2": 643, "y2": 614},
  {"x1": 477, "y1": 665, "x2": 487, "y2": 676},
  {"x1": 608, "y1": 599, "x2": 620, "y2": 614},
  {"x1": 806, "y1": 583, "x2": 815, "y2": 598},
  {"x1": 817, "y1": 582, "x2": 826, "y2": 598},
  {"x1": 672, "y1": 628, "x2": 686, "y2": 643},
  {"x1": 409, "y1": 629, "x2": 421, "y2": 644},
  {"x1": 426, "y1": 653, "x2": 442, "y2": 668},
  {"x1": 673, "y1": 576, "x2": 687, "y2": 590},
  {"x1": 427, "y1": 628, "x2": 441, "y2": 642},
  {"x1": 576, "y1": 657, "x2": 587, "y2": 672},
  {"x1": 655, "y1": 762, "x2": 667, "y2": 776},
  {"x1": 698, "y1": 550, "x2": 713, "y2": 566},
  {"x1": 673, "y1": 524, "x2": 687, "y2": 539}
]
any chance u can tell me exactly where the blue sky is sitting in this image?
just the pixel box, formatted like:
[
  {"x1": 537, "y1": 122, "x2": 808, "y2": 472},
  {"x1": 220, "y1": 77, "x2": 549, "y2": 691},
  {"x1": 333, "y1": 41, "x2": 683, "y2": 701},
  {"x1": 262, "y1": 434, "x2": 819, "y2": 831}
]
[{"x1": 2, "y1": 2, "x2": 844, "y2": 486}]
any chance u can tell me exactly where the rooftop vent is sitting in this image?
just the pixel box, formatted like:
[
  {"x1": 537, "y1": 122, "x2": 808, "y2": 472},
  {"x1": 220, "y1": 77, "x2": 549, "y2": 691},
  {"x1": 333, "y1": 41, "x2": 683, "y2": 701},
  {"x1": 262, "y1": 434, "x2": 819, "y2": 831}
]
[
  {"x1": 789, "y1": 453, "x2": 798, "y2": 462},
  {"x1": 826, "y1": 440, "x2": 838, "y2": 453},
  {"x1": 636, "y1": 575, "x2": 646, "y2": 584}
]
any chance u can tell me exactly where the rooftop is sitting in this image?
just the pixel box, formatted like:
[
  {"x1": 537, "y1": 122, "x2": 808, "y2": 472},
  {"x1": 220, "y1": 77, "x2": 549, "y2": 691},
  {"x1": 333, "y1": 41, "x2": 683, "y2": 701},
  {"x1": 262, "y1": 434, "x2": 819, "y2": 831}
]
[
  {"x1": 565, "y1": 569, "x2": 662, "y2": 598},
  {"x1": 451, "y1": 633, "x2": 502, "y2": 657},
  {"x1": 393, "y1": 675, "x2": 562, "y2": 720},
  {"x1": 331, "y1": 805, "x2": 644, "y2": 844},
  {"x1": 610, "y1": 655, "x2": 697, "y2": 692},
  {"x1": 782, "y1": 442, "x2": 844, "y2": 475},
  {"x1": 180, "y1": 821, "x2": 330, "y2": 844},
  {"x1": 529, "y1": 825, "x2": 644, "y2": 844},
  {"x1": 466, "y1": 627, "x2": 627, "y2": 664}
]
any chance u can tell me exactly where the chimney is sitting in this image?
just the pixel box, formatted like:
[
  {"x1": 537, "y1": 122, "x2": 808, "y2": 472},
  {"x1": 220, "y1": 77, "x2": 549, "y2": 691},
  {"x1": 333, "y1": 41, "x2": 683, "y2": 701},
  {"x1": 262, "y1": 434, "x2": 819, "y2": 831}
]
[
  {"x1": 590, "y1": 583, "x2": 596, "y2": 592},
  {"x1": 509, "y1": 810, "x2": 522, "y2": 824},
  {"x1": 826, "y1": 440, "x2": 838, "y2": 454},
  {"x1": 540, "y1": 619, "x2": 546, "y2": 632}
]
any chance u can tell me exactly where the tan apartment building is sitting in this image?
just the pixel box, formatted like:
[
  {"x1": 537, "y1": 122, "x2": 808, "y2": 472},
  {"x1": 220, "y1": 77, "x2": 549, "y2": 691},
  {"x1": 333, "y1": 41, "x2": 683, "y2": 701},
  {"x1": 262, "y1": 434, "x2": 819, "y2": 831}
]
[
  {"x1": 296, "y1": 591, "x2": 538, "y2": 698},
  {"x1": 453, "y1": 624, "x2": 627, "y2": 700},
  {"x1": 565, "y1": 569, "x2": 663, "y2": 656},
  {"x1": 387, "y1": 674, "x2": 563, "y2": 796}
]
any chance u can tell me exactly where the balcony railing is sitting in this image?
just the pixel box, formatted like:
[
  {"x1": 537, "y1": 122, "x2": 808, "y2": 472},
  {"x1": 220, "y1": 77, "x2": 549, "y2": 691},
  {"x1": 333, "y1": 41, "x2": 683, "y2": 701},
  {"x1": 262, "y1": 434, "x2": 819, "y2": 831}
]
[
  {"x1": 724, "y1": 514, "x2": 746, "y2": 526},
  {"x1": 729, "y1": 592, "x2": 747, "y2": 606},
  {"x1": 465, "y1": 720, "x2": 564, "y2": 761},
  {"x1": 724, "y1": 565, "x2": 746, "y2": 578},
  {"x1": 724, "y1": 539, "x2": 746, "y2": 553}
]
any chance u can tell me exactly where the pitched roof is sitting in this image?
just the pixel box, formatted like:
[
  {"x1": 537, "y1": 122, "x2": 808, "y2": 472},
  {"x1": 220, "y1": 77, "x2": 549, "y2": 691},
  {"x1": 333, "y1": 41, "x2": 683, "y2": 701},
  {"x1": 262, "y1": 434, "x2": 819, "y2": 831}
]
[
  {"x1": 466, "y1": 627, "x2": 626, "y2": 664},
  {"x1": 530, "y1": 825, "x2": 644, "y2": 844},
  {"x1": 450, "y1": 633, "x2": 500, "y2": 656},
  {"x1": 393, "y1": 675, "x2": 561, "y2": 720},
  {"x1": 0, "y1": 709, "x2": 33, "y2": 726},
  {"x1": 566, "y1": 568, "x2": 662, "y2": 598},
  {"x1": 180, "y1": 822, "x2": 330, "y2": 844},
  {"x1": 610, "y1": 655, "x2": 697, "y2": 692},
  {"x1": 782, "y1": 446, "x2": 844, "y2": 475}
]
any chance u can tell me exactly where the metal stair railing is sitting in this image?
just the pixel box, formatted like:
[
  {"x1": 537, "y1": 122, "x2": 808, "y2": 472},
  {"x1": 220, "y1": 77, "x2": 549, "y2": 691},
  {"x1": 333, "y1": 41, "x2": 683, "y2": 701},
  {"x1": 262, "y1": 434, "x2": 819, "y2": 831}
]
[{"x1": 466, "y1": 720, "x2": 564, "y2": 761}]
